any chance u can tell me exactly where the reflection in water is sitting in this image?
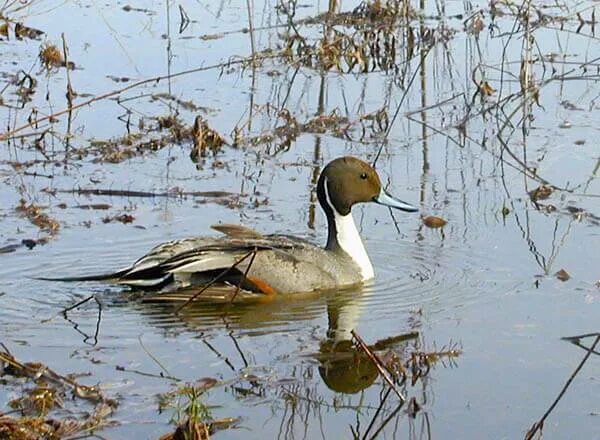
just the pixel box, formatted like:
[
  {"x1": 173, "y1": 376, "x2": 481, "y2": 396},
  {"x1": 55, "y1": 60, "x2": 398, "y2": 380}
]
[
  {"x1": 124, "y1": 286, "x2": 456, "y2": 438},
  {"x1": 318, "y1": 291, "x2": 421, "y2": 395},
  {"x1": 316, "y1": 294, "x2": 454, "y2": 439},
  {"x1": 270, "y1": 291, "x2": 454, "y2": 439},
  {"x1": 60, "y1": 294, "x2": 103, "y2": 346},
  {"x1": 319, "y1": 291, "x2": 379, "y2": 394},
  {"x1": 307, "y1": 73, "x2": 326, "y2": 230},
  {"x1": 135, "y1": 290, "x2": 328, "y2": 335}
]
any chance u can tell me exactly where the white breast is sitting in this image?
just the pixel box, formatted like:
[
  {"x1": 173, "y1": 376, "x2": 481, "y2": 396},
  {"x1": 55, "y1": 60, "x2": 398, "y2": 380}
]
[
  {"x1": 333, "y1": 211, "x2": 374, "y2": 280},
  {"x1": 323, "y1": 177, "x2": 374, "y2": 280}
]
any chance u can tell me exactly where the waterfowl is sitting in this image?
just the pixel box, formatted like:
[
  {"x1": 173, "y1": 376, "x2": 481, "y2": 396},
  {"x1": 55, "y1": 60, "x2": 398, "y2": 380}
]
[{"x1": 43, "y1": 157, "x2": 417, "y2": 298}]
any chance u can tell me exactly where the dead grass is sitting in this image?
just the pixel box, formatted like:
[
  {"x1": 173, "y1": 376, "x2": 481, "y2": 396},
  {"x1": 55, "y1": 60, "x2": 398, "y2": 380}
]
[
  {"x1": 0, "y1": 348, "x2": 117, "y2": 439},
  {"x1": 39, "y1": 43, "x2": 63, "y2": 70},
  {"x1": 16, "y1": 199, "x2": 60, "y2": 234}
]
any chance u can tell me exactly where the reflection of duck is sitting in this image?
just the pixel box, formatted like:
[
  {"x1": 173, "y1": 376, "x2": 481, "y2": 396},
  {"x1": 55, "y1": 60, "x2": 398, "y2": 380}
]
[
  {"x1": 40, "y1": 157, "x2": 417, "y2": 298},
  {"x1": 318, "y1": 340, "x2": 379, "y2": 394},
  {"x1": 133, "y1": 290, "x2": 328, "y2": 333},
  {"x1": 318, "y1": 293, "x2": 418, "y2": 394},
  {"x1": 318, "y1": 291, "x2": 377, "y2": 394}
]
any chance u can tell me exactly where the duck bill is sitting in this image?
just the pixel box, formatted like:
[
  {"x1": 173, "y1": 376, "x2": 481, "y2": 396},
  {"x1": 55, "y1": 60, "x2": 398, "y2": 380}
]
[{"x1": 374, "y1": 189, "x2": 418, "y2": 212}]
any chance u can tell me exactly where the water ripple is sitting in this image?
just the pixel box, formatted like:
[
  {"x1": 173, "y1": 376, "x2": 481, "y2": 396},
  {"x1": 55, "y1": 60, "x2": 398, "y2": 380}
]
[{"x1": 0, "y1": 237, "x2": 517, "y2": 340}]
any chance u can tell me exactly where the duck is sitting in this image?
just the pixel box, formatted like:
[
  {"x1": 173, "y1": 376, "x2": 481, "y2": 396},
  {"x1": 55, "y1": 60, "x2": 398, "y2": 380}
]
[{"x1": 42, "y1": 157, "x2": 417, "y2": 299}]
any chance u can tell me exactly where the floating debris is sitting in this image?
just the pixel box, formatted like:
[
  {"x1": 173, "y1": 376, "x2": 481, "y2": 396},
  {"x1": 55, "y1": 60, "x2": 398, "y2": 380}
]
[
  {"x1": 422, "y1": 216, "x2": 448, "y2": 228},
  {"x1": 44, "y1": 187, "x2": 237, "y2": 199},
  {"x1": 158, "y1": 417, "x2": 239, "y2": 440},
  {"x1": 121, "y1": 4, "x2": 156, "y2": 15},
  {"x1": 564, "y1": 206, "x2": 588, "y2": 222},
  {"x1": 478, "y1": 81, "x2": 496, "y2": 96},
  {"x1": 16, "y1": 199, "x2": 60, "y2": 234},
  {"x1": 555, "y1": 269, "x2": 570, "y2": 282},
  {"x1": 0, "y1": 348, "x2": 117, "y2": 439},
  {"x1": 39, "y1": 43, "x2": 63, "y2": 70},
  {"x1": 102, "y1": 213, "x2": 135, "y2": 224},
  {"x1": 73, "y1": 203, "x2": 112, "y2": 210},
  {"x1": 14, "y1": 22, "x2": 44, "y2": 40},
  {"x1": 0, "y1": 237, "x2": 50, "y2": 254},
  {"x1": 151, "y1": 93, "x2": 209, "y2": 113},
  {"x1": 190, "y1": 116, "x2": 225, "y2": 162},
  {"x1": 81, "y1": 113, "x2": 210, "y2": 163},
  {"x1": 529, "y1": 185, "x2": 553, "y2": 202},
  {"x1": 158, "y1": 379, "x2": 238, "y2": 440}
]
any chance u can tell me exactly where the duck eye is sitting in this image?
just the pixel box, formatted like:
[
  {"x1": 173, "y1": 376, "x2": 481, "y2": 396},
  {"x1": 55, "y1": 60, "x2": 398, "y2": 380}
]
[{"x1": 360, "y1": 172, "x2": 368, "y2": 180}]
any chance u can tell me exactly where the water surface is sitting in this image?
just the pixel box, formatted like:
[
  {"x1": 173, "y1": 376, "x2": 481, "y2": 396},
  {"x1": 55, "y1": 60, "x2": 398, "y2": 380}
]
[{"x1": 0, "y1": 0, "x2": 599, "y2": 438}]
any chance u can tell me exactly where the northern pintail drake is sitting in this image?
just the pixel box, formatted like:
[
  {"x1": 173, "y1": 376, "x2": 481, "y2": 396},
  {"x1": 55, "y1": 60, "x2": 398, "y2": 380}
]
[{"x1": 43, "y1": 157, "x2": 417, "y2": 298}]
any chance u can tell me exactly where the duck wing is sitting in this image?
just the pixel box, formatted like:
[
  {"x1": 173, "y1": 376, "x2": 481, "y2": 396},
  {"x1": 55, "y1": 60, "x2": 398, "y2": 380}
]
[{"x1": 122, "y1": 235, "x2": 311, "y2": 288}]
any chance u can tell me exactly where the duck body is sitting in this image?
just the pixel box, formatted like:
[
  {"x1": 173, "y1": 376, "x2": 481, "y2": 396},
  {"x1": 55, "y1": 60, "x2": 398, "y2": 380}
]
[
  {"x1": 41, "y1": 157, "x2": 417, "y2": 300},
  {"x1": 109, "y1": 228, "x2": 364, "y2": 294}
]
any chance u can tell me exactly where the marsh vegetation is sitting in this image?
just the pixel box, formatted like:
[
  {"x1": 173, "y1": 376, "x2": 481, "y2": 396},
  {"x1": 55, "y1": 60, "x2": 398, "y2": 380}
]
[{"x1": 0, "y1": 0, "x2": 598, "y2": 438}]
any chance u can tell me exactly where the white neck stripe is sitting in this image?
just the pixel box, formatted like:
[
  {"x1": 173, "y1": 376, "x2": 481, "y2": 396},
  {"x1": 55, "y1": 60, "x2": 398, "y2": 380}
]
[{"x1": 323, "y1": 178, "x2": 374, "y2": 280}]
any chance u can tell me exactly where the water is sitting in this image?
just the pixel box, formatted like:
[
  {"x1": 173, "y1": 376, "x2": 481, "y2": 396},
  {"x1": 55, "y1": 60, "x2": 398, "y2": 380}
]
[{"x1": 1, "y1": 0, "x2": 599, "y2": 438}]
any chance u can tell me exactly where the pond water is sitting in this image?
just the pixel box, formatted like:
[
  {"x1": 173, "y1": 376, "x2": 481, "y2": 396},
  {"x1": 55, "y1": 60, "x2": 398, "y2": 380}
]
[{"x1": 0, "y1": 0, "x2": 599, "y2": 438}]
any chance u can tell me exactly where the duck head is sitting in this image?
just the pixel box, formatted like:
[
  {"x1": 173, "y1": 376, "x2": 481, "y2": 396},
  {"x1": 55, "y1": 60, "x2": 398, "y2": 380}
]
[
  {"x1": 316, "y1": 156, "x2": 417, "y2": 217},
  {"x1": 316, "y1": 156, "x2": 417, "y2": 279}
]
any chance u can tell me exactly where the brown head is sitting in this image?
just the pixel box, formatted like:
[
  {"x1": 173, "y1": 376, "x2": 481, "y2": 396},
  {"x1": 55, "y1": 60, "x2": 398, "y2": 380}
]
[{"x1": 316, "y1": 156, "x2": 417, "y2": 217}]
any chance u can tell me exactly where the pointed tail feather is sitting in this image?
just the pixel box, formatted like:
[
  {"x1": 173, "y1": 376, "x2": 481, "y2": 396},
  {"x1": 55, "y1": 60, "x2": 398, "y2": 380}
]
[{"x1": 34, "y1": 268, "x2": 131, "y2": 282}]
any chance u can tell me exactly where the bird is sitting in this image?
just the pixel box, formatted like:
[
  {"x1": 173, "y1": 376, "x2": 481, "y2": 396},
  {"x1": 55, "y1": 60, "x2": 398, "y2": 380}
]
[{"x1": 40, "y1": 156, "x2": 417, "y2": 301}]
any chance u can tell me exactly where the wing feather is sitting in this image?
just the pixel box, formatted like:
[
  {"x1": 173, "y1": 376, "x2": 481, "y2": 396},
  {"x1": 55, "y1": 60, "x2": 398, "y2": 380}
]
[
  {"x1": 168, "y1": 255, "x2": 239, "y2": 274},
  {"x1": 40, "y1": 231, "x2": 316, "y2": 292}
]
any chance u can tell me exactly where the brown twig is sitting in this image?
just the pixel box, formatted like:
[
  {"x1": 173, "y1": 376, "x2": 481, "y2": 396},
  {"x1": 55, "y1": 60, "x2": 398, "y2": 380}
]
[
  {"x1": 245, "y1": 0, "x2": 257, "y2": 64},
  {"x1": 366, "y1": 401, "x2": 405, "y2": 440},
  {"x1": 351, "y1": 330, "x2": 406, "y2": 402},
  {"x1": 403, "y1": 92, "x2": 464, "y2": 117},
  {"x1": 41, "y1": 294, "x2": 99, "y2": 323},
  {"x1": 63, "y1": 294, "x2": 99, "y2": 316},
  {"x1": 138, "y1": 335, "x2": 180, "y2": 381},
  {"x1": 178, "y1": 4, "x2": 190, "y2": 34},
  {"x1": 200, "y1": 336, "x2": 236, "y2": 372},
  {"x1": 174, "y1": 250, "x2": 256, "y2": 314},
  {"x1": 116, "y1": 365, "x2": 180, "y2": 382},
  {"x1": 229, "y1": 247, "x2": 257, "y2": 303},
  {"x1": 373, "y1": 48, "x2": 429, "y2": 168},
  {"x1": 361, "y1": 387, "x2": 393, "y2": 440},
  {"x1": 562, "y1": 332, "x2": 600, "y2": 356},
  {"x1": 61, "y1": 33, "x2": 74, "y2": 108},
  {"x1": 524, "y1": 334, "x2": 600, "y2": 440},
  {"x1": 40, "y1": 294, "x2": 103, "y2": 345}
]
